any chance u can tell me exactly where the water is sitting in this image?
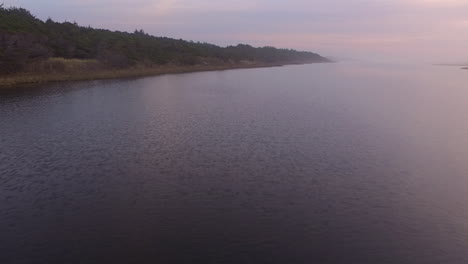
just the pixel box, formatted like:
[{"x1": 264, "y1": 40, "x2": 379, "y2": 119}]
[{"x1": 1, "y1": 62, "x2": 468, "y2": 264}]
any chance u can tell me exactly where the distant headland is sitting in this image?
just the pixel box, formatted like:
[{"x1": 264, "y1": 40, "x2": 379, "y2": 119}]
[{"x1": 0, "y1": 6, "x2": 331, "y2": 87}]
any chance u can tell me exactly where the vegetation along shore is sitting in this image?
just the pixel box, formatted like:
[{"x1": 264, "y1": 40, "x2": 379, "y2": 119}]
[{"x1": 0, "y1": 6, "x2": 330, "y2": 88}]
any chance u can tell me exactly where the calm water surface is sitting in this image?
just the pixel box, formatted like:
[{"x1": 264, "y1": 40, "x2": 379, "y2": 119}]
[{"x1": 1, "y1": 62, "x2": 468, "y2": 264}]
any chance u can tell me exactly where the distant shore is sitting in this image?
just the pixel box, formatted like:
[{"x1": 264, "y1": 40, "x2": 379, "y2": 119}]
[
  {"x1": 0, "y1": 60, "x2": 326, "y2": 88},
  {"x1": 433, "y1": 64, "x2": 468, "y2": 70},
  {"x1": 1, "y1": 6, "x2": 331, "y2": 88}
]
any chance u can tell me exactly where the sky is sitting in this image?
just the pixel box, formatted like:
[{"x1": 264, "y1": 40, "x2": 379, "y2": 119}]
[{"x1": 3, "y1": 0, "x2": 468, "y2": 63}]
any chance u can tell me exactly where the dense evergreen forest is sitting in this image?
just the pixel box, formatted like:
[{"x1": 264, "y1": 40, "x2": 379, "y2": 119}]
[{"x1": 0, "y1": 5, "x2": 329, "y2": 75}]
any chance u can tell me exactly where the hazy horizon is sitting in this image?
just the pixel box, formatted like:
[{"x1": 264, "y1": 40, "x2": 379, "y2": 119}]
[{"x1": 3, "y1": 0, "x2": 468, "y2": 64}]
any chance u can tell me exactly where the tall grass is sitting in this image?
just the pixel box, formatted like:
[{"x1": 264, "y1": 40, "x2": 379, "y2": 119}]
[
  {"x1": 25, "y1": 58, "x2": 103, "y2": 73},
  {"x1": 0, "y1": 57, "x2": 300, "y2": 88}
]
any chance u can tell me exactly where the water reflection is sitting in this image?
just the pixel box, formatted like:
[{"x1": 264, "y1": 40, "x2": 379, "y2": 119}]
[{"x1": 1, "y1": 63, "x2": 468, "y2": 263}]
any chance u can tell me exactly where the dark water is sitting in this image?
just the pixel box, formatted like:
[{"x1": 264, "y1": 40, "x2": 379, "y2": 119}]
[{"x1": 1, "y1": 62, "x2": 468, "y2": 264}]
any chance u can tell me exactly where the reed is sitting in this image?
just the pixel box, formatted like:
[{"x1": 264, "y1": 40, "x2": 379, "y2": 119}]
[{"x1": 0, "y1": 57, "x2": 300, "y2": 88}]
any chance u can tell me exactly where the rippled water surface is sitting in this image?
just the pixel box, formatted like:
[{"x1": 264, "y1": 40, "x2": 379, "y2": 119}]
[{"x1": 1, "y1": 62, "x2": 468, "y2": 264}]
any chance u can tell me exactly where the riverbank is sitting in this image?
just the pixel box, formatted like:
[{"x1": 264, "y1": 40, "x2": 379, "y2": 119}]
[{"x1": 0, "y1": 61, "x2": 324, "y2": 88}]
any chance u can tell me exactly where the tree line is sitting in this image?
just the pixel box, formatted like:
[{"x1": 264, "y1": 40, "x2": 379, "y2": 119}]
[{"x1": 0, "y1": 6, "x2": 329, "y2": 75}]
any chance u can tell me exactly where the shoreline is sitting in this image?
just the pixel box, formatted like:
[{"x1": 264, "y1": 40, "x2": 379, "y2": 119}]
[{"x1": 0, "y1": 61, "x2": 326, "y2": 89}]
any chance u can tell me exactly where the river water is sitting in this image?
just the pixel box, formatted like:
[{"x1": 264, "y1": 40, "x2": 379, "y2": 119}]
[{"x1": 1, "y1": 62, "x2": 468, "y2": 264}]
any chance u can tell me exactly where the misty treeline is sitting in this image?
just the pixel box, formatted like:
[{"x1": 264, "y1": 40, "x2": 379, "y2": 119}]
[{"x1": 0, "y1": 5, "x2": 329, "y2": 75}]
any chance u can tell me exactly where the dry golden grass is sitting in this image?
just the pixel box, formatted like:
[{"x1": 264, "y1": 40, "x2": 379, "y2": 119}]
[{"x1": 0, "y1": 57, "x2": 304, "y2": 88}]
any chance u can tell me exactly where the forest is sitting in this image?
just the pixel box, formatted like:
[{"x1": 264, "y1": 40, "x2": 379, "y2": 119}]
[{"x1": 0, "y1": 5, "x2": 329, "y2": 78}]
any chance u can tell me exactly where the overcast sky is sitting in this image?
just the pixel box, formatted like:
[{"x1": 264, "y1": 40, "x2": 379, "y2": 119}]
[{"x1": 3, "y1": 0, "x2": 468, "y2": 63}]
